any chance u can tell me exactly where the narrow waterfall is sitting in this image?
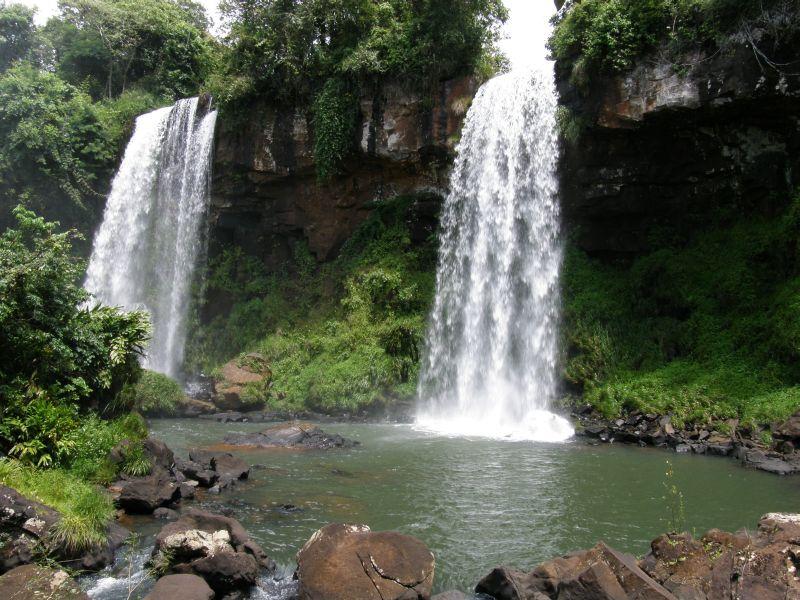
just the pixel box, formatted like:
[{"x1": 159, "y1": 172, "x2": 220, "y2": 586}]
[
  {"x1": 84, "y1": 98, "x2": 217, "y2": 379},
  {"x1": 416, "y1": 4, "x2": 573, "y2": 442}
]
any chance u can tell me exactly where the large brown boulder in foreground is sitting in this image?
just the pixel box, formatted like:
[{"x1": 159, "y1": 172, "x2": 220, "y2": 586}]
[
  {"x1": 476, "y1": 513, "x2": 800, "y2": 600},
  {"x1": 296, "y1": 523, "x2": 435, "y2": 600},
  {"x1": 151, "y1": 509, "x2": 274, "y2": 595}
]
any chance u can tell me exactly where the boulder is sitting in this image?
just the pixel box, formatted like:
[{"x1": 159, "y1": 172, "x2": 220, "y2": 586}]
[
  {"x1": 0, "y1": 485, "x2": 59, "y2": 573},
  {"x1": 151, "y1": 509, "x2": 274, "y2": 595},
  {"x1": 224, "y1": 422, "x2": 359, "y2": 450},
  {"x1": 144, "y1": 574, "x2": 214, "y2": 600},
  {"x1": 0, "y1": 564, "x2": 88, "y2": 599},
  {"x1": 175, "y1": 457, "x2": 218, "y2": 487},
  {"x1": 773, "y1": 411, "x2": 800, "y2": 441},
  {"x1": 475, "y1": 566, "x2": 545, "y2": 599},
  {"x1": 209, "y1": 452, "x2": 250, "y2": 481},
  {"x1": 477, "y1": 543, "x2": 677, "y2": 600},
  {"x1": 154, "y1": 507, "x2": 180, "y2": 520},
  {"x1": 117, "y1": 475, "x2": 179, "y2": 514},
  {"x1": 214, "y1": 353, "x2": 270, "y2": 411},
  {"x1": 296, "y1": 523, "x2": 435, "y2": 600}
]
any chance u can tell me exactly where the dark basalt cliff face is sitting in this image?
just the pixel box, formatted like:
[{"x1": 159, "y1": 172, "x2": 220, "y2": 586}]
[
  {"x1": 211, "y1": 77, "x2": 476, "y2": 266},
  {"x1": 558, "y1": 41, "x2": 800, "y2": 257}
]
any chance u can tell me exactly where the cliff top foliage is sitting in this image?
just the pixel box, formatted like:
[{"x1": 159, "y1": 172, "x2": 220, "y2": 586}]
[
  {"x1": 550, "y1": 0, "x2": 799, "y2": 88},
  {"x1": 209, "y1": 0, "x2": 508, "y2": 179},
  {"x1": 0, "y1": 0, "x2": 216, "y2": 233},
  {"x1": 211, "y1": 0, "x2": 508, "y2": 108}
]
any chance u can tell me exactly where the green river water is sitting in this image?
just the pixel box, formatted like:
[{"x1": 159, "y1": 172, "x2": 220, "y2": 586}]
[{"x1": 85, "y1": 419, "x2": 800, "y2": 597}]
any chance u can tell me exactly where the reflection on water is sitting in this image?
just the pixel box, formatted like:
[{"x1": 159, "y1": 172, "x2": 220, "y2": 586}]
[{"x1": 85, "y1": 420, "x2": 800, "y2": 597}]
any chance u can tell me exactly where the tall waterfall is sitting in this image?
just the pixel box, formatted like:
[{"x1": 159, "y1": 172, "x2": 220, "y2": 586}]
[
  {"x1": 415, "y1": 3, "x2": 573, "y2": 442},
  {"x1": 84, "y1": 98, "x2": 217, "y2": 379}
]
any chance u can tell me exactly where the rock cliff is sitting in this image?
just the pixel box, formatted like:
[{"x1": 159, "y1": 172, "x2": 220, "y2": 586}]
[
  {"x1": 211, "y1": 77, "x2": 476, "y2": 266},
  {"x1": 557, "y1": 38, "x2": 800, "y2": 257}
]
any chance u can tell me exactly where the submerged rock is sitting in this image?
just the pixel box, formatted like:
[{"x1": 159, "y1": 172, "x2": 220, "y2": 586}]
[
  {"x1": 223, "y1": 422, "x2": 359, "y2": 450},
  {"x1": 296, "y1": 523, "x2": 435, "y2": 600},
  {"x1": 151, "y1": 508, "x2": 274, "y2": 595},
  {"x1": 0, "y1": 564, "x2": 88, "y2": 599},
  {"x1": 144, "y1": 573, "x2": 214, "y2": 600}
]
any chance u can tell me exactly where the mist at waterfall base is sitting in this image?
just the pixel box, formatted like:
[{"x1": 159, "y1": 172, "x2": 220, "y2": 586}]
[
  {"x1": 415, "y1": 5, "x2": 573, "y2": 443},
  {"x1": 84, "y1": 98, "x2": 217, "y2": 379}
]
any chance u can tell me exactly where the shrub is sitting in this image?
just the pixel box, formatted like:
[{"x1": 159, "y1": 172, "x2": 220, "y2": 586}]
[
  {"x1": 190, "y1": 194, "x2": 437, "y2": 411},
  {"x1": 62, "y1": 413, "x2": 148, "y2": 483},
  {"x1": 549, "y1": 0, "x2": 794, "y2": 87},
  {"x1": 119, "y1": 370, "x2": 185, "y2": 416},
  {"x1": 312, "y1": 78, "x2": 358, "y2": 180}
]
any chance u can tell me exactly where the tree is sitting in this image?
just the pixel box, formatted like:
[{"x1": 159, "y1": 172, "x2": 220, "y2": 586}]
[
  {"x1": 0, "y1": 2, "x2": 36, "y2": 71},
  {"x1": 53, "y1": 0, "x2": 214, "y2": 99}
]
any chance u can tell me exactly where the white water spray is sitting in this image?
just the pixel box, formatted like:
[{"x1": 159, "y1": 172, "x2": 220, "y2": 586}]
[
  {"x1": 415, "y1": 4, "x2": 573, "y2": 442},
  {"x1": 84, "y1": 98, "x2": 217, "y2": 378}
]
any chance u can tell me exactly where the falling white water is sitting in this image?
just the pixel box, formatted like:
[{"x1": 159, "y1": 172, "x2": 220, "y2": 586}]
[
  {"x1": 84, "y1": 98, "x2": 217, "y2": 379},
  {"x1": 415, "y1": 4, "x2": 573, "y2": 442}
]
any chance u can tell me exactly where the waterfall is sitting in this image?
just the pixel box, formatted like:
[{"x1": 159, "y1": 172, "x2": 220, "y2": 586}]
[
  {"x1": 84, "y1": 98, "x2": 217, "y2": 379},
  {"x1": 415, "y1": 4, "x2": 573, "y2": 442}
]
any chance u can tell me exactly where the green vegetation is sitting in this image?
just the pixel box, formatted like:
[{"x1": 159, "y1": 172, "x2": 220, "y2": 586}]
[
  {"x1": 563, "y1": 192, "x2": 800, "y2": 428},
  {"x1": 550, "y1": 0, "x2": 798, "y2": 88},
  {"x1": 189, "y1": 194, "x2": 438, "y2": 412},
  {"x1": 0, "y1": 459, "x2": 115, "y2": 551},
  {"x1": 0, "y1": 206, "x2": 149, "y2": 467},
  {"x1": 118, "y1": 370, "x2": 185, "y2": 416}
]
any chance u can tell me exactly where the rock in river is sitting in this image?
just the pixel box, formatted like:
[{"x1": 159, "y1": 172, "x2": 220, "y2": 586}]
[
  {"x1": 296, "y1": 523, "x2": 435, "y2": 600},
  {"x1": 151, "y1": 508, "x2": 274, "y2": 595},
  {"x1": 223, "y1": 422, "x2": 359, "y2": 449}
]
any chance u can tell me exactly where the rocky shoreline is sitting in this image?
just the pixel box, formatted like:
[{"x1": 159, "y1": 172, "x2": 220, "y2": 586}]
[
  {"x1": 3, "y1": 418, "x2": 800, "y2": 599},
  {"x1": 571, "y1": 405, "x2": 800, "y2": 476}
]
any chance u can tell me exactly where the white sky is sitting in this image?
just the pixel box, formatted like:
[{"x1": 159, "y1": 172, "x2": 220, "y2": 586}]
[
  {"x1": 498, "y1": 0, "x2": 557, "y2": 69},
  {"x1": 17, "y1": 0, "x2": 556, "y2": 66}
]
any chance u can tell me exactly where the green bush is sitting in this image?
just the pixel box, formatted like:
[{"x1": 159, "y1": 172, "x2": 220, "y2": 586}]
[
  {"x1": 0, "y1": 206, "x2": 150, "y2": 466},
  {"x1": 215, "y1": 0, "x2": 507, "y2": 109},
  {"x1": 119, "y1": 370, "x2": 185, "y2": 416},
  {"x1": 62, "y1": 413, "x2": 148, "y2": 483}
]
